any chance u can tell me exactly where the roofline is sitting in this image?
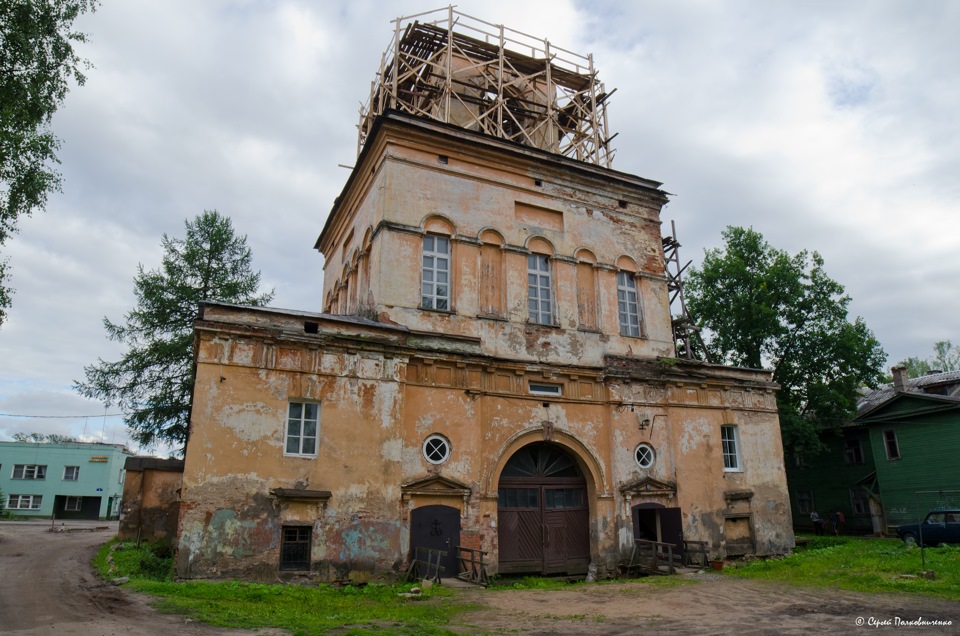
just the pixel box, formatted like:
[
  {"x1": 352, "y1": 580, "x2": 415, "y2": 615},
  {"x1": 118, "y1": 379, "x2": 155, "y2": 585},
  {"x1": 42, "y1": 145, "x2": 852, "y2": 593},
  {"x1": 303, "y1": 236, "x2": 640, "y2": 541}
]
[
  {"x1": 854, "y1": 390, "x2": 960, "y2": 422},
  {"x1": 315, "y1": 110, "x2": 669, "y2": 252}
]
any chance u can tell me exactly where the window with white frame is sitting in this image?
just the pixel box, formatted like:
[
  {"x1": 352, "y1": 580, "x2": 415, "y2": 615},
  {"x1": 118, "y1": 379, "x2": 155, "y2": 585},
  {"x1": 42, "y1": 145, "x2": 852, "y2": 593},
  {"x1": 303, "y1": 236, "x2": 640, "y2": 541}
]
[
  {"x1": 7, "y1": 494, "x2": 42, "y2": 510},
  {"x1": 422, "y1": 434, "x2": 451, "y2": 464},
  {"x1": 63, "y1": 465, "x2": 80, "y2": 481},
  {"x1": 635, "y1": 443, "x2": 655, "y2": 468},
  {"x1": 421, "y1": 235, "x2": 451, "y2": 310},
  {"x1": 64, "y1": 496, "x2": 83, "y2": 512},
  {"x1": 721, "y1": 425, "x2": 742, "y2": 471},
  {"x1": 527, "y1": 254, "x2": 553, "y2": 324},
  {"x1": 111, "y1": 498, "x2": 121, "y2": 516},
  {"x1": 285, "y1": 402, "x2": 319, "y2": 457},
  {"x1": 617, "y1": 271, "x2": 642, "y2": 337},
  {"x1": 12, "y1": 464, "x2": 46, "y2": 480}
]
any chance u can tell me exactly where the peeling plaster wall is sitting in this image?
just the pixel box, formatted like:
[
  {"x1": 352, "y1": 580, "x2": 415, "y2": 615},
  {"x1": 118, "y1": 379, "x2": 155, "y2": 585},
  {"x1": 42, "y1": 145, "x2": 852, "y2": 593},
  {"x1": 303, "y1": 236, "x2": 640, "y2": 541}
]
[
  {"x1": 317, "y1": 118, "x2": 676, "y2": 367},
  {"x1": 178, "y1": 309, "x2": 793, "y2": 581},
  {"x1": 177, "y1": 332, "x2": 407, "y2": 581},
  {"x1": 180, "y1": 116, "x2": 792, "y2": 581}
]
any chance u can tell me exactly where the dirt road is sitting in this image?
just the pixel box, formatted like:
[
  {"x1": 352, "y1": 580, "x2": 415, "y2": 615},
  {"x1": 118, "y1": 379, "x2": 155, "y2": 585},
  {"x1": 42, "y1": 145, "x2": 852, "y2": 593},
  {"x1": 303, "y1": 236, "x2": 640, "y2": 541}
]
[
  {"x1": 459, "y1": 574, "x2": 960, "y2": 634},
  {"x1": 0, "y1": 520, "x2": 268, "y2": 636},
  {"x1": 1, "y1": 521, "x2": 957, "y2": 635}
]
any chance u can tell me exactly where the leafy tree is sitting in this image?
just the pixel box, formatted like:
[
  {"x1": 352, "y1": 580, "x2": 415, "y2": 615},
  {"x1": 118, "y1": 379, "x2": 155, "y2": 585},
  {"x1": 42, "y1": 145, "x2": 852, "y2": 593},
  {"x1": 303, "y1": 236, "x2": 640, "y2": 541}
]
[
  {"x1": 9, "y1": 432, "x2": 76, "y2": 443},
  {"x1": 685, "y1": 226, "x2": 887, "y2": 453},
  {"x1": 12, "y1": 431, "x2": 46, "y2": 442},
  {"x1": 0, "y1": 0, "x2": 97, "y2": 324},
  {"x1": 895, "y1": 340, "x2": 959, "y2": 378},
  {"x1": 76, "y1": 211, "x2": 274, "y2": 450}
]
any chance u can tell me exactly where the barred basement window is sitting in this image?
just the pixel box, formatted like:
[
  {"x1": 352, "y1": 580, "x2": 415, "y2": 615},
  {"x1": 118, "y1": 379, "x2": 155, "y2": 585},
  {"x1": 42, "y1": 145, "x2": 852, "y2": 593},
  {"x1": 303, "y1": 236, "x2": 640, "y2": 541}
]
[{"x1": 280, "y1": 526, "x2": 312, "y2": 571}]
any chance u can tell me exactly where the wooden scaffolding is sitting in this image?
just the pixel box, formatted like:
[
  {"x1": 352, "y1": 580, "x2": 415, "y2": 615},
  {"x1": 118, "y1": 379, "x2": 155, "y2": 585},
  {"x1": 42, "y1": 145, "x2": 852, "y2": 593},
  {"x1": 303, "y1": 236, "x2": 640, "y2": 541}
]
[{"x1": 359, "y1": 6, "x2": 616, "y2": 167}]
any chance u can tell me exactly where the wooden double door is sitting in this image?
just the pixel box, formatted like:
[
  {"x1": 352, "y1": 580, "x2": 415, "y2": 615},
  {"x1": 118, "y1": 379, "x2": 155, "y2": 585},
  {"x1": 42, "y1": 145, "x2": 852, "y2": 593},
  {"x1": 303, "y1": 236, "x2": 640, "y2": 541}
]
[{"x1": 497, "y1": 443, "x2": 591, "y2": 575}]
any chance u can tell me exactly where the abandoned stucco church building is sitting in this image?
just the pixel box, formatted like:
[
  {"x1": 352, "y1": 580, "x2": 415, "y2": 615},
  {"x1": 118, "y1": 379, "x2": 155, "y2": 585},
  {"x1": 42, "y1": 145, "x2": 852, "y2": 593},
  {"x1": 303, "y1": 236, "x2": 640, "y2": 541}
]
[{"x1": 175, "y1": 9, "x2": 794, "y2": 580}]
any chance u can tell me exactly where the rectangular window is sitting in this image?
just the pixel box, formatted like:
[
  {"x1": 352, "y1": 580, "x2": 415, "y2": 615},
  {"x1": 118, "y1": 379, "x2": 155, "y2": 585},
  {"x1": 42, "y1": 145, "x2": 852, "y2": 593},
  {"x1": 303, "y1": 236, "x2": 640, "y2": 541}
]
[
  {"x1": 843, "y1": 438, "x2": 864, "y2": 465},
  {"x1": 793, "y1": 450, "x2": 806, "y2": 468},
  {"x1": 285, "y1": 402, "x2": 319, "y2": 457},
  {"x1": 280, "y1": 525, "x2": 312, "y2": 571},
  {"x1": 721, "y1": 425, "x2": 742, "y2": 471},
  {"x1": 527, "y1": 254, "x2": 553, "y2": 325},
  {"x1": 883, "y1": 429, "x2": 900, "y2": 460},
  {"x1": 63, "y1": 466, "x2": 80, "y2": 481},
  {"x1": 64, "y1": 496, "x2": 83, "y2": 512},
  {"x1": 850, "y1": 488, "x2": 869, "y2": 515},
  {"x1": 617, "y1": 271, "x2": 642, "y2": 337},
  {"x1": 112, "y1": 498, "x2": 122, "y2": 516},
  {"x1": 421, "y1": 235, "x2": 450, "y2": 310},
  {"x1": 12, "y1": 464, "x2": 46, "y2": 480},
  {"x1": 796, "y1": 491, "x2": 814, "y2": 515},
  {"x1": 7, "y1": 494, "x2": 42, "y2": 510},
  {"x1": 529, "y1": 382, "x2": 562, "y2": 396}
]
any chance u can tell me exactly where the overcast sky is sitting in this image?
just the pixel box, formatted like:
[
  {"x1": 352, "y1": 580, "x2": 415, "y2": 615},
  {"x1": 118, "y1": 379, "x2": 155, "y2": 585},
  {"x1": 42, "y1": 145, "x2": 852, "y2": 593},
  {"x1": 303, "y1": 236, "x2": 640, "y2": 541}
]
[{"x1": 1, "y1": 0, "x2": 957, "y2": 453}]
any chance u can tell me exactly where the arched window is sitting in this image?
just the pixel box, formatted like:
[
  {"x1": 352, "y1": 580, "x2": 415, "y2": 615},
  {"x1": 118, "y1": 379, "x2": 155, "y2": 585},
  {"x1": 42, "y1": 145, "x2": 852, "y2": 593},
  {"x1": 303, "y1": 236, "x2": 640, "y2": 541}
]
[
  {"x1": 421, "y1": 217, "x2": 455, "y2": 312},
  {"x1": 526, "y1": 238, "x2": 555, "y2": 325},
  {"x1": 615, "y1": 256, "x2": 643, "y2": 337}
]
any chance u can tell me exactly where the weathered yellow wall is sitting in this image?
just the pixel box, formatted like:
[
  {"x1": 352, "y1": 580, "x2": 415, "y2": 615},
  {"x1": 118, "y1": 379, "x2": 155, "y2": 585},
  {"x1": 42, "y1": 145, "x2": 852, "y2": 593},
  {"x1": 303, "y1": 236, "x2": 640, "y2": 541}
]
[
  {"x1": 177, "y1": 309, "x2": 793, "y2": 581},
  {"x1": 177, "y1": 115, "x2": 793, "y2": 581}
]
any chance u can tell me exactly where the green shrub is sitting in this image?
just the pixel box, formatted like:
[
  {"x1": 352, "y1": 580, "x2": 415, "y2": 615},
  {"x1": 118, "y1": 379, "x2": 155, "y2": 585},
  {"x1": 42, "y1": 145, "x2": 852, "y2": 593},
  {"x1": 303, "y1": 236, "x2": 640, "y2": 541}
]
[{"x1": 95, "y1": 540, "x2": 174, "y2": 581}]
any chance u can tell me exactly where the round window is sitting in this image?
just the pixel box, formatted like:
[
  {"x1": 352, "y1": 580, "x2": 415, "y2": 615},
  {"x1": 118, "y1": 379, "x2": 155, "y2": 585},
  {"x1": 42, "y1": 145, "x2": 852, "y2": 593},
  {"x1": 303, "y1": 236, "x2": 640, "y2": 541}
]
[
  {"x1": 635, "y1": 443, "x2": 655, "y2": 468},
  {"x1": 423, "y1": 434, "x2": 451, "y2": 464}
]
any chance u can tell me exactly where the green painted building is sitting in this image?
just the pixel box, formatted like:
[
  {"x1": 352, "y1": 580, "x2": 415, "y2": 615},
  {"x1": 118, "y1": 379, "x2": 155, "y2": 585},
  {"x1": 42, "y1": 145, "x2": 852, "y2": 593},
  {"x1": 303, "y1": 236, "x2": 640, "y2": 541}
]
[
  {"x1": 786, "y1": 369, "x2": 960, "y2": 534},
  {"x1": 0, "y1": 441, "x2": 134, "y2": 520}
]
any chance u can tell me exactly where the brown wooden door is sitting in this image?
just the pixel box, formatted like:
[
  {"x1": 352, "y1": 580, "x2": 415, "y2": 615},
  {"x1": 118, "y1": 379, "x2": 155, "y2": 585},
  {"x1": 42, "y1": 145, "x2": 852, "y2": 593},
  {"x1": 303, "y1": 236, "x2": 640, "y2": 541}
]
[{"x1": 497, "y1": 443, "x2": 590, "y2": 575}]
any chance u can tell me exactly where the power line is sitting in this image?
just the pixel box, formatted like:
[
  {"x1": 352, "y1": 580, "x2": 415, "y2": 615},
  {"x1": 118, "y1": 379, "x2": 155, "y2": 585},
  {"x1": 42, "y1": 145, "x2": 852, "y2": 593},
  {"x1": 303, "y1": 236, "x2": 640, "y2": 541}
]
[{"x1": 0, "y1": 412, "x2": 126, "y2": 419}]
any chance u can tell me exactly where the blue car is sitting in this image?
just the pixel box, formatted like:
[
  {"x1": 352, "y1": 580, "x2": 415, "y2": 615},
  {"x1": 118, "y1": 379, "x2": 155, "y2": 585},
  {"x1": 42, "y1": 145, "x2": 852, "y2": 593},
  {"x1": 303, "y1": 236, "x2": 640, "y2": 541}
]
[{"x1": 896, "y1": 509, "x2": 960, "y2": 547}]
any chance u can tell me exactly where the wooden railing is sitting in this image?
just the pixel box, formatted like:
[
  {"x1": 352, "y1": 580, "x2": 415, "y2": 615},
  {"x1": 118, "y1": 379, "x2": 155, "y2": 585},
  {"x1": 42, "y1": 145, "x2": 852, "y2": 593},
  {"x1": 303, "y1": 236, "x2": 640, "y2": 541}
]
[
  {"x1": 404, "y1": 547, "x2": 446, "y2": 583},
  {"x1": 682, "y1": 540, "x2": 709, "y2": 568},
  {"x1": 456, "y1": 546, "x2": 490, "y2": 586},
  {"x1": 623, "y1": 539, "x2": 681, "y2": 576}
]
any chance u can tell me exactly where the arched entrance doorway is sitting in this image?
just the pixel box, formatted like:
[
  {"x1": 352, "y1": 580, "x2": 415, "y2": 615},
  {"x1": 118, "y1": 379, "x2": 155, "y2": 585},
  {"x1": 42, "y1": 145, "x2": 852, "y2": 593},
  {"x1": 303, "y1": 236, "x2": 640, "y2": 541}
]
[{"x1": 497, "y1": 442, "x2": 590, "y2": 574}]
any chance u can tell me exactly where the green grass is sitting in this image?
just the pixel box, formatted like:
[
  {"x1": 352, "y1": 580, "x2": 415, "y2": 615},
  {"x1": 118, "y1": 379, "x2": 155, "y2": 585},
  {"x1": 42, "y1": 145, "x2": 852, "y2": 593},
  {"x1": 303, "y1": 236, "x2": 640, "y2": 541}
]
[
  {"x1": 94, "y1": 540, "x2": 475, "y2": 635},
  {"x1": 93, "y1": 537, "x2": 960, "y2": 634},
  {"x1": 727, "y1": 535, "x2": 960, "y2": 601}
]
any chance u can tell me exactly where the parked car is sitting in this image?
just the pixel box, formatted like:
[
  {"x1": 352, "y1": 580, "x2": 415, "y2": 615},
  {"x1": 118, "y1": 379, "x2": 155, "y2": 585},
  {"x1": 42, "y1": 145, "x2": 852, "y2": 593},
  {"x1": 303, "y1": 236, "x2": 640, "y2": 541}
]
[{"x1": 896, "y1": 509, "x2": 960, "y2": 546}]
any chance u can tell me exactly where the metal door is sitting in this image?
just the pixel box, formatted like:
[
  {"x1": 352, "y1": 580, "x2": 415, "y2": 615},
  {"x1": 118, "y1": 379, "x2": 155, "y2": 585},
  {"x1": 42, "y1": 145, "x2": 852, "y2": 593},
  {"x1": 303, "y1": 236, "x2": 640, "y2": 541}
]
[{"x1": 410, "y1": 505, "x2": 460, "y2": 579}]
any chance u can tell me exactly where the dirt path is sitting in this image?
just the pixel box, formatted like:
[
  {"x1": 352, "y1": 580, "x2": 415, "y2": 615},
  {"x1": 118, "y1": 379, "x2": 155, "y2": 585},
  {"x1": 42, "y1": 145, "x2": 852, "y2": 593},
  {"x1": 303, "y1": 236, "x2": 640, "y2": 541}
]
[
  {"x1": 0, "y1": 521, "x2": 272, "y2": 636},
  {"x1": 455, "y1": 574, "x2": 960, "y2": 634},
  {"x1": 1, "y1": 521, "x2": 957, "y2": 634}
]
